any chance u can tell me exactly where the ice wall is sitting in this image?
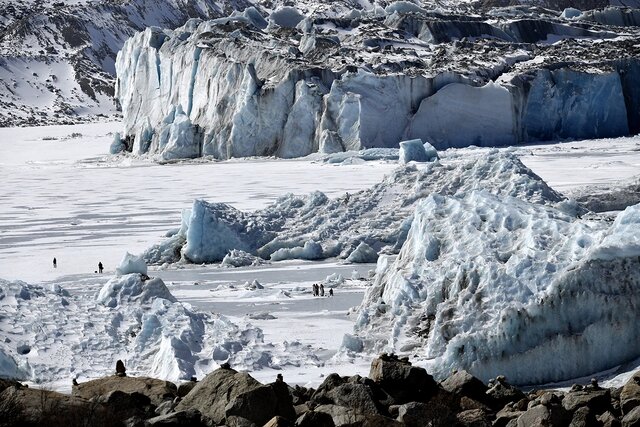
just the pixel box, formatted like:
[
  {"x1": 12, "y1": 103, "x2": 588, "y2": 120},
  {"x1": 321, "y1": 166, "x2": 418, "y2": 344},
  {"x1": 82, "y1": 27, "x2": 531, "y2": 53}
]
[
  {"x1": 115, "y1": 11, "x2": 640, "y2": 160},
  {"x1": 352, "y1": 191, "x2": 640, "y2": 385}
]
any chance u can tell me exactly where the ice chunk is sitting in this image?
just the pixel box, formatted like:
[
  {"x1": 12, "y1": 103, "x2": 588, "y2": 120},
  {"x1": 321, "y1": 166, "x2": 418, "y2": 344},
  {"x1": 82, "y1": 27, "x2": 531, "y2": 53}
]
[
  {"x1": 221, "y1": 250, "x2": 267, "y2": 268},
  {"x1": 384, "y1": 1, "x2": 427, "y2": 16},
  {"x1": 116, "y1": 252, "x2": 148, "y2": 275},
  {"x1": 182, "y1": 200, "x2": 262, "y2": 263},
  {"x1": 346, "y1": 242, "x2": 379, "y2": 263},
  {"x1": 423, "y1": 141, "x2": 438, "y2": 161},
  {"x1": 399, "y1": 139, "x2": 429, "y2": 163},
  {"x1": 561, "y1": 8, "x2": 582, "y2": 19},
  {"x1": 270, "y1": 240, "x2": 323, "y2": 261},
  {"x1": 98, "y1": 274, "x2": 176, "y2": 307},
  {"x1": 0, "y1": 349, "x2": 29, "y2": 380},
  {"x1": 268, "y1": 7, "x2": 304, "y2": 29}
]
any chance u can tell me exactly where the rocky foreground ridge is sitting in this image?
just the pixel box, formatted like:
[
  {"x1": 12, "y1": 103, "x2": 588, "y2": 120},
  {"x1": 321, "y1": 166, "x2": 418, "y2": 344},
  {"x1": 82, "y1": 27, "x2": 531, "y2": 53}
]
[
  {"x1": 114, "y1": 2, "x2": 640, "y2": 160},
  {"x1": 3, "y1": 354, "x2": 640, "y2": 427}
]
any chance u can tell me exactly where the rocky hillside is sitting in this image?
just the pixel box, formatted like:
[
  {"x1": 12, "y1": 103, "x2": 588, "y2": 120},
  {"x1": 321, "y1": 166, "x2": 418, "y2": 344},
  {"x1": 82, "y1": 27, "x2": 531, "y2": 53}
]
[
  {"x1": 0, "y1": 0, "x2": 255, "y2": 126},
  {"x1": 3, "y1": 354, "x2": 640, "y2": 426}
]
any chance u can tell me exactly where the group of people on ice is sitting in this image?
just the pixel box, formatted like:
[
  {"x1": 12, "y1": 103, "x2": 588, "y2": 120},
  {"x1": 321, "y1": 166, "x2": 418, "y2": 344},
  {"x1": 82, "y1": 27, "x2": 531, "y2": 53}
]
[
  {"x1": 312, "y1": 283, "x2": 333, "y2": 297},
  {"x1": 52, "y1": 258, "x2": 103, "y2": 274}
]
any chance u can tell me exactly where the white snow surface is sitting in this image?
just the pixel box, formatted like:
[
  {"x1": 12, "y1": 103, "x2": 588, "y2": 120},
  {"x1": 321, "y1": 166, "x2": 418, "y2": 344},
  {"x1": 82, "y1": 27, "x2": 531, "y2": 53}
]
[{"x1": 353, "y1": 189, "x2": 640, "y2": 385}]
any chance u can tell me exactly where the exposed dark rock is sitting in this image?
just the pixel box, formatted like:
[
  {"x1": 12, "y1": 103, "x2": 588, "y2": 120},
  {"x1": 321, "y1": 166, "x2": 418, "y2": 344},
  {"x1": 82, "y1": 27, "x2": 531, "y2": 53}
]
[
  {"x1": 598, "y1": 410, "x2": 622, "y2": 427},
  {"x1": 396, "y1": 397, "x2": 456, "y2": 427},
  {"x1": 516, "y1": 403, "x2": 570, "y2": 427},
  {"x1": 73, "y1": 375, "x2": 177, "y2": 407},
  {"x1": 176, "y1": 380, "x2": 197, "y2": 397},
  {"x1": 486, "y1": 379, "x2": 527, "y2": 410},
  {"x1": 310, "y1": 375, "x2": 383, "y2": 415},
  {"x1": 264, "y1": 415, "x2": 294, "y2": 427},
  {"x1": 295, "y1": 410, "x2": 335, "y2": 427},
  {"x1": 175, "y1": 367, "x2": 294, "y2": 426},
  {"x1": 494, "y1": 406, "x2": 525, "y2": 427},
  {"x1": 315, "y1": 404, "x2": 401, "y2": 427},
  {"x1": 569, "y1": 406, "x2": 597, "y2": 427},
  {"x1": 369, "y1": 355, "x2": 438, "y2": 404},
  {"x1": 562, "y1": 389, "x2": 610, "y2": 414},
  {"x1": 145, "y1": 408, "x2": 209, "y2": 426},
  {"x1": 97, "y1": 390, "x2": 155, "y2": 420},
  {"x1": 441, "y1": 370, "x2": 489, "y2": 404},
  {"x1": 456, "y1": 408, "x2": 492, "y2": 426},
  {"x1": 623, "y1": 406, "x2": 640, "y2": 427},
  {"x1": 622, "y1": 373, "x2": 640, "y2": 414}
]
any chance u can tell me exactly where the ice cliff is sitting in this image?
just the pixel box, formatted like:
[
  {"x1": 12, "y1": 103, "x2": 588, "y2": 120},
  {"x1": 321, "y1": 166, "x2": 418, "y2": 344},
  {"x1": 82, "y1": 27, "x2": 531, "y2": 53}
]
[
  {"x1": 115, "y1": 4, "x2": 640, "y2": 159},
  {"x1": 350, "y1": 188, "x2": 640, "y2": 385}
]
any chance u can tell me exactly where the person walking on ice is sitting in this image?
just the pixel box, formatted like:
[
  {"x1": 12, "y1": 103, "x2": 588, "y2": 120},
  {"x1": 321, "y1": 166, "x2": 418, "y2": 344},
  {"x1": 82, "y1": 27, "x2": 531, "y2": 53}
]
[
  {"x1": 320, "y1": 284, "x2": 325, "y2": 297},
  {"x1": 98, "y1": 261, "x2": 103, "y2": 274},
  {"x1": 329, "y1": 288, "x2": 334, "y2": 297},
  {"x1": 53, "y1": 257, "x2": 57, "y2": 268}
]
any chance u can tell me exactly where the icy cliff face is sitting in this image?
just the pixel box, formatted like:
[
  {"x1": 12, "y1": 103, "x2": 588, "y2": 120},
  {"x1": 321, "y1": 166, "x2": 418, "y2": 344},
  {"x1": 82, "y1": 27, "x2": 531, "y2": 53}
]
[
  {"x1": 115, "y1": 3, "x2": 640, "y2": 159},
  {"x1": 351, "y1": 191, "x2": 640, "y2": 385},
  {"x1": 145, "y1": 151, "x2": 578, "y2": 266}
]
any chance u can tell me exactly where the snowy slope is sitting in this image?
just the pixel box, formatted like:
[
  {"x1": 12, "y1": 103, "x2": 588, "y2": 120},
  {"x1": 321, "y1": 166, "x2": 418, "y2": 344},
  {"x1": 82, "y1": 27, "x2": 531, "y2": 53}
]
[{"x1": 0, "y1": 0, "x2": 257, "y2": 126}]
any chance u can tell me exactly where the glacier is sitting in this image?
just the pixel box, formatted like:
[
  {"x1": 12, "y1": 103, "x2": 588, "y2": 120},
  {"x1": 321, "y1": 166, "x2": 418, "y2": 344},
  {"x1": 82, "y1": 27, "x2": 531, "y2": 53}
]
[
  {"x1": 114, "y1": 5, "x2": 640, "y2": 160},
  {"x1": 350, "y1": 189, "x2": 640, "y2": 385}
]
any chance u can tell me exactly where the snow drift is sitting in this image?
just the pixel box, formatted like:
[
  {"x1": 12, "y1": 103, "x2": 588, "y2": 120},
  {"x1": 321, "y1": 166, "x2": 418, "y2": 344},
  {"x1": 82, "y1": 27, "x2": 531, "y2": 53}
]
[{"x1": 351, "y1": 191, "x2": 640, "y2": 385}]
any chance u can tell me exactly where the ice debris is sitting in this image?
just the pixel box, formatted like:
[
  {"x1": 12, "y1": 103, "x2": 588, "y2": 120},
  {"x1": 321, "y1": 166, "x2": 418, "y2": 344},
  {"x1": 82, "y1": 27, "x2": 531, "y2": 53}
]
[{"x1": 145, "y1": 152, "x2": 577, "y2": 266}]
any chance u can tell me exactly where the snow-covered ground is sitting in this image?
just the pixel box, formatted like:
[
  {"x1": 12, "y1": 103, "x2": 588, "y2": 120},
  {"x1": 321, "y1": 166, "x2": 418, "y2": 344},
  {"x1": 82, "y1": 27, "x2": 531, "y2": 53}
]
[{"x1": 1, "y1": 121, "x2": 640, "y2": 391}]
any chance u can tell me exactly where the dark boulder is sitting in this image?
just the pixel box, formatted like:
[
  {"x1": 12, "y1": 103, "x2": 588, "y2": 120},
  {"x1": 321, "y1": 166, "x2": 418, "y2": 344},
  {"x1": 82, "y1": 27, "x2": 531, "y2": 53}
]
[
  {"x1": 569, "y1": 406, "x2": 597, "y2": 427},
  {"x1": 623, "y1": 406, "x2": 640, "y2": 427},
  {"x1": 486, "y1": 378, "x2": 526, "y2": 410},
  {"x1": 622, "y1": 373, "x2": 640, "y2": 414},
  {"x1": 145, "y1": 408, "x2": 209, "y2": 426},
  {"x1": 295, "y1": 410, "x2": 335, "y2": 427},
  {"x1": 456, "y1": 408, "x2": 492, "y2": 427},
  {"x1": 516, "y1": 403, "x2": 570, "y2": 427},
  {"x1": 441, "y1": 370, "x2": 489, "y2": 405},
  {"x1": 369, "y1": 354, "x2": 437, "y2": 404},
  {"x1": 176, "y1": 367, "x2": 294, "y2": 426},
  {"x1": 562, "y1": 389, "x2": 610, "y2": 414},
  {"x1": 73, "y1": 375, "x2": 177, "y2": 406}
]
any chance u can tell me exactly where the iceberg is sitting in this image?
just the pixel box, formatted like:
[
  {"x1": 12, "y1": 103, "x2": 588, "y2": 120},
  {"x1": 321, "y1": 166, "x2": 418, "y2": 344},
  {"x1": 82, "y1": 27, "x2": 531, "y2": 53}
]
[{"x1": 353, "y1": 192, "x2": 640, "y2": 385}]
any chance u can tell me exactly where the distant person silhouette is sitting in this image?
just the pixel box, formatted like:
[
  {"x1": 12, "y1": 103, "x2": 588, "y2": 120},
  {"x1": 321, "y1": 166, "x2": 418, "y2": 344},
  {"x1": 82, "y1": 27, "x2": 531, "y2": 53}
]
[
  {"x1": 98, "y1": 262, "x2": 103, "y2": 274},
  {"x1": 329, "y1": 288, "x2": 334, "y2": 297},
  {"x1": 53, "y1": 257, "x2": 57, "y2": 268},
  {"x1": 320, "y1": 284, "x2": 325, "y2": 297}
]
